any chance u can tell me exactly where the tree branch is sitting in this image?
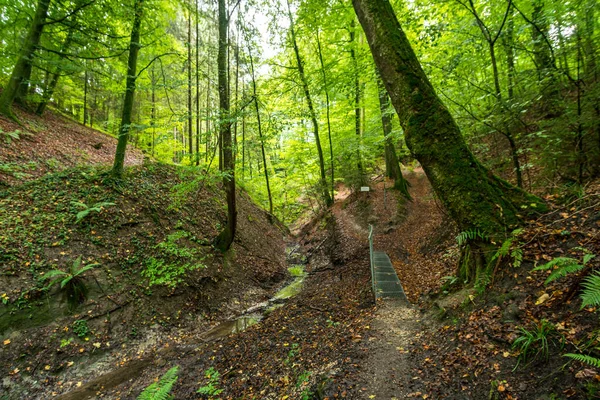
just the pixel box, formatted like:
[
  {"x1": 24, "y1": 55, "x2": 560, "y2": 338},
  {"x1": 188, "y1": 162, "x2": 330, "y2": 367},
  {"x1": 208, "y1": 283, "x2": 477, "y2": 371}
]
[
  {"x1": 43, "y1": 0, "x2": 96, "y2": 26},
  {"x1": 136, "y1": 52, "x2": 179, "y2": 78}
]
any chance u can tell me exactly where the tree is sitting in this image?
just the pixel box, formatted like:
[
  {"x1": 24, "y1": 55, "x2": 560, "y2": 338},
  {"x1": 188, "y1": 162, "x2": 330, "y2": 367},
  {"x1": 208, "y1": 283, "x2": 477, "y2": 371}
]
[
  {"x1": 246, "y1": 35, "x2": 273, "y2": 216},
  {"x1": 111, "y1": 0, "x2": 144, "y2": 177},
  {"x1": 286, "y1": 0, "x2": 333, "y2": 207},
  {"x1": 376, "y1": 74, "x2": 410, "y2": 199},
  {"x1": 0, "y1": 0, "x2": 52, "y2": 119},
  {"x1": 36, "y1": 23, "x2": 76, "y2": 116},
  {"x1": 214, "y1": 0, "x2": 236, "y2": 251},
  {"x1": 352, "y1": 0, "x2": 546, "y2": 276},
  {"x1": 315, "y1": 28, "x2": 335, "y2": 200}
]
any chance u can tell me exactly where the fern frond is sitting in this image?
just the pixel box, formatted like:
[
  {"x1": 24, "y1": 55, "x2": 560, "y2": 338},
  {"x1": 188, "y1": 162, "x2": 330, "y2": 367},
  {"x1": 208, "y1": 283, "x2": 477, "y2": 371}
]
[
  {"x1": 533, "y1": 257, "x2": 579, "y2": 271},
  {"x1": 70, "y1": 201, "x2": 88, "y2": 209},
  {"x1": 583, "y1": 254, "x2": 596, "y2": 266},
  {"x1": 564, "y1": 353, "x2": 600, "y2": 368},
  {"x1": 93, "y1": 201, "x2": 116, "y2": 209},
  {"x1": 544, "y1": 263, "x2": 586, "y2": 284},
  {"x1": 580, "y1": 272, "x2": 600, "y2": 308},
  {"x1": 73, "y1": 264, "x2": 98, "y2": 277},
  {"x1": 41, "y1": 270, "x2": 68, "y2": 280},
  {"x1": 456, "y1": 229, "x2": 487, "y2": 246},
  {"x1": 137, "y1": 366, "x2": 179, "y2": 400}
]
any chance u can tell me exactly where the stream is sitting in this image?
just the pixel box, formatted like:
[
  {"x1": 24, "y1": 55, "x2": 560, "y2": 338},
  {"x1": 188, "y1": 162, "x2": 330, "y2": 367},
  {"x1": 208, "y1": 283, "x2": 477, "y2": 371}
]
[
  {"x1": 55, "y1": 244, "x2": 309, "y2": 400},
  {"x1": 198, "y1": 243, "x2": 308, "y2": 341}
]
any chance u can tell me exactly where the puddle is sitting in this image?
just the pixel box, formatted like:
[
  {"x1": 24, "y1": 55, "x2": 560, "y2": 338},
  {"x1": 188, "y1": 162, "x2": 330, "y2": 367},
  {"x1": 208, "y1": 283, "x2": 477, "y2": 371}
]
[
  {"x1": 200, "y1": 314, "x2": 262, "y2": 341},
  {"x1": 200, "y1": 248, "x2": 307, "y2": 341}
]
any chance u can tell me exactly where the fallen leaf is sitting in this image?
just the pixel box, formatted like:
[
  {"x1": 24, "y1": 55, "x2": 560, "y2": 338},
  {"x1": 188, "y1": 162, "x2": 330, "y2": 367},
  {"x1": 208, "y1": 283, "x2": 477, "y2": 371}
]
[{"x1": 535, "y1": 293, "x2": 550, "y2": 305}]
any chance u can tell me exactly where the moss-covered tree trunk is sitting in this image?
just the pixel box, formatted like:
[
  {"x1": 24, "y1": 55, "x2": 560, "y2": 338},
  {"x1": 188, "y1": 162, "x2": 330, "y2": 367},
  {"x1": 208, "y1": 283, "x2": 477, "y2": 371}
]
[
  {"x1": 0, "y1": 0, "x2": 51, "y2": 119},
  {"x1": 214, "y1": 0, "x2": 237, "y2": 251},
  {"x1": 376, "y1": 75, "x2": 410, "y2": 199},
  {"x1": 111, "y1": 0, "x2": 144, "y2": 177},
  {"x1": 353, "y1": 0, "x2": 545, "y2": 275}
]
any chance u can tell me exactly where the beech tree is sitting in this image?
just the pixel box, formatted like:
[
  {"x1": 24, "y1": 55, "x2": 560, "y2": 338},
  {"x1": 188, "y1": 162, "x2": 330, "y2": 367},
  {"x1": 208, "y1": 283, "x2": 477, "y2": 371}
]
[
  {"x1": 0, "y1": 0, "x2": 52, "y2": 119},
  {"x1": 111, "y1": 0, "x2": 144, "y2": 177},
  {"x1": 352, "y1": 0, "x2": 546, "y2": 276},
  {"x1": 214, "y1": 0, "x2": 237, "y2": 251}
]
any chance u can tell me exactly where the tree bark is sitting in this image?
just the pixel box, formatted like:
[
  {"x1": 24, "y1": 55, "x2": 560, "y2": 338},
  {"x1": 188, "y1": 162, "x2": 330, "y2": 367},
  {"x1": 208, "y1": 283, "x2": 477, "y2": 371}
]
[
  {"x1": 215, "y1": 0, "x2": 237, "y2": 251},
  {"x1": 0, "y1": 0, "x2": 52, "y2": 119},
  {"x1": 83, "y1": 68, "x2": 88, "y2": 126},
  {"x1": 36, "y1": 25, "x2": 75, "y2": 115},
  {"x1": 195, "y1": 0, "x2": 201, "y2": 166},
  {"x1": 247, "y1": 42, "x2": 273, "y2": 216},
  {"x1": 376, "y1": 74, "x2": 410, "y2": 199},
  {"x1": 350, "y1": 19, "x2": 364, "y2": 179},
  {"x1": 316, "y1": 28, "x2": 335, "y2": 200},
  {"x1": 111, "y1": 0, "x2": 144, "y2": 177},
  {"x1": 531, "y1": 0, "x2": 559, "y2": 110},
  {"x1": 187, "y1": 6, "x2": 193, "y2": 160},
  {"x1": 286, "y1": 0, "x2": 333, "y2": 207},
  {"x1": 352, "y1": 0, "x2": 545, "y2": 242}
]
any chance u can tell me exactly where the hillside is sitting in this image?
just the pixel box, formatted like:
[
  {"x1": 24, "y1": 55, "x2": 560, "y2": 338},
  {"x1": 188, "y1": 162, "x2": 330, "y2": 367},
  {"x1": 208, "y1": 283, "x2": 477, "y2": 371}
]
[
  {"x1": 0, "y1": 109, "x2": 293, "y2": 397},
  {"x1": 0, "y1": 107, "x2": 143, "y2": 186}
]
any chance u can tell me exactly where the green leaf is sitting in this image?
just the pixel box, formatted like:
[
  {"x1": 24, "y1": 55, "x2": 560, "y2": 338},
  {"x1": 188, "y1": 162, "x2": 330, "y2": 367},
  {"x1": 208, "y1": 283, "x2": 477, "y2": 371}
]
[
  {"x1": 60, "y1": 276, "x2": 73, "y2": 289},
  {"x1": 73, "y1": 264, "x2": 98, "y2": 277},
  {"x1": 580, "y1": 272, "x2": 600, "y2": 308},
  {"x1": 564, "y1": 353, "x2": 600, "y2": 368},
  {"x1": 41, "y1": 270, "x2": 68, "y2": 281},
  {"x1": 583, "y1": 254, "x2": 596, "y2": 266}
]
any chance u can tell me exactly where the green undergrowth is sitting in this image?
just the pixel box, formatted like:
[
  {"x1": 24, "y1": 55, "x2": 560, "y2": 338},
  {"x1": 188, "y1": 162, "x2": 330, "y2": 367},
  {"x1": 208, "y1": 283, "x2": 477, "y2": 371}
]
[{"x1": 0, "y1": 163, "x2": 235, "y2": 317}]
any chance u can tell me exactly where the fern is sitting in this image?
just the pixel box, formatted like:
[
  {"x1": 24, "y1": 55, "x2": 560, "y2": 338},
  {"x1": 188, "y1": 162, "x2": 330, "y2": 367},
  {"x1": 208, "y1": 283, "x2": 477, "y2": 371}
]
[
  {"x1": 490, "y1": 229, "x2": 524, "y2": 268},
  {"x1": 72, "y1": 201, "x2": 115, "y2": 223},
  {"x1": 532, "y1": 257, "x2": 586, "y2": 284},
  {"x1": 138, "y1": 366, "x2": 179, "y2": 400},
  {"x1": 564, "y1": 353, "x2": 600, "y2": 368},
  {"x1": 456, "y1": 229, "x2": 488, "y2": 246},
  {"x1": 580, "y1": 272, "x2": 600, "y2": 308}
]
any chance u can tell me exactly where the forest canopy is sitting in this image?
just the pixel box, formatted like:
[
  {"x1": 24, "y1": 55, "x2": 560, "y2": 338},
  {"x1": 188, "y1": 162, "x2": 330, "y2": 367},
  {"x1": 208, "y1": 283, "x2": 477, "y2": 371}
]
[{"x1": 0, "y1": 0, "x2": 597, "y2": 226}]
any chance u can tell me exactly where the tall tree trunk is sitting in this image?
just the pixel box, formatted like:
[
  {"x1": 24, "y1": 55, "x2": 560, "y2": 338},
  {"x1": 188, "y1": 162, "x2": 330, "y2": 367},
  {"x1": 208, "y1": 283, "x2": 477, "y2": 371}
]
[
  {"x1": 36, "y1": 25, "x2": 75, "y2": 115},
  {"x1": 111, "y1": 0, "x2": 144, "y2": 177},
  {"x1": 0, "y1": 0, "x2": 51, "y2": 119},
  {"x1": 286, "y1": 0, "x2": 332, "y2": 207},
  {"x1": 352, "y1": 0, "x2": 546, "y2": 270},
  {"x1": 206, "y1": 52, "x2": 211, "y2": 164},
  {"x1": 241, "y1": 84, "x2": 246, "y2": 179},
  {"x1": 502, "y1": 7, "x2": 516, "y2": 100},
  {"x1": 234, "y1": 24, "x2": 240, "y2": 164},
  {"x1": 469, "y1": 0, "x2": 523, "y2": 187},
  {"x1": 83, "y1": 68, "x2": 88, "y2": 126},
  {"x1": 247, "y1": 42, "x2": 273, "y2": 215},
  {"x1": 350, "y1": 19, "x2": 364, "y2": 179},
  {"x1": 215, "y1": 0, "x2": 236, "y2": 251},
  {"x1": 316, "y1": 29, "x2": 335, "y2": 200},
  {"x1": 376, "y1": 75, "x2": 411, "y2": 199},
  {"x1": 531, "y1": 0, "x2": 559, "y2": 110},
  {"x1": 195, "y1": 0, "x2": 201, "y2": 166},
  {"x1": 187, "y1": 6, "x2": 193, "y2": 160},
  {"x1": 151, "y1": 66, "x2": 156, "y2": 157}
]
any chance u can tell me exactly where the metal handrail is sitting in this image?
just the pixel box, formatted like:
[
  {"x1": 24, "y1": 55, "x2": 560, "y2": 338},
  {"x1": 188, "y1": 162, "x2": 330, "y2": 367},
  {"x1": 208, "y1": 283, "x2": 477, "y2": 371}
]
[{"x1": 368, "y1": 224, "x2": 375, "y2": 299}]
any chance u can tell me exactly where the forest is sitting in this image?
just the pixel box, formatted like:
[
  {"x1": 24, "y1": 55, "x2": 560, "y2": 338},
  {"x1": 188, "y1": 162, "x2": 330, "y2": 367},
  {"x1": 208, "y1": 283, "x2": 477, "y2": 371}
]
[{"x1": 0, "y1": 0, "x2": 599, "y2": 398}]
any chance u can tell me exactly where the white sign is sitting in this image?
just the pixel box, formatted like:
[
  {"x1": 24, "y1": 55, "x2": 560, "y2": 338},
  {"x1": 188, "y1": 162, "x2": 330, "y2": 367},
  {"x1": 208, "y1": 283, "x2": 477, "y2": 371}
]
[{"x1": 360, "y1": 186, "x2": 370, "y2": 192}]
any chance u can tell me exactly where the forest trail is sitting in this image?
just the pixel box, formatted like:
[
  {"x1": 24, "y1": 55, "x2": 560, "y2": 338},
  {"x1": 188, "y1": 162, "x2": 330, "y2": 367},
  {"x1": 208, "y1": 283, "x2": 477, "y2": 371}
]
[{"x1": 334, "y1": 168, "x2": 456, "y2": 398}]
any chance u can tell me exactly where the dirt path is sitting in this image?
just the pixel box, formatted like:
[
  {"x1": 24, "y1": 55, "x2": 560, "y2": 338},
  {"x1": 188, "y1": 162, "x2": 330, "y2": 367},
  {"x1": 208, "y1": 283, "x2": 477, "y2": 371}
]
[
  {"x1": 361, "y1": 300, "x2": 424, "y2": 399},
  {"x1": 334, "y1": 169, "x2": 457, "y2": 399}
]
